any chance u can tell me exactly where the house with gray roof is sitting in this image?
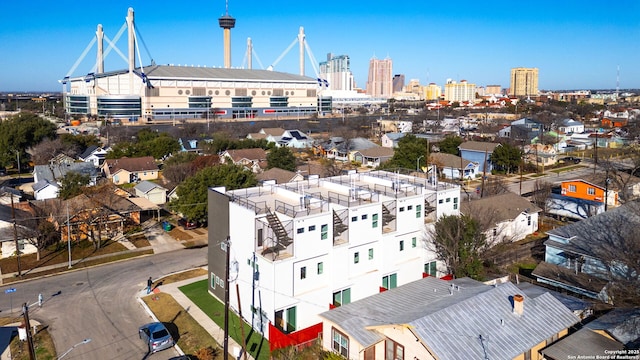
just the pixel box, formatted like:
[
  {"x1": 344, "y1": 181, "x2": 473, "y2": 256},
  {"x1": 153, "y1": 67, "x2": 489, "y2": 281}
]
[
  {"x1": 540, "y1": 327, "x2": 624, "y2": 360},
  {"x1": 134, "y1": 181, "x2": 168, "y2": 205},
  {"x1": 558, "y1": 118, "x2": 584, "y2": 134},
  {"x1": 256, "y1": 168, "x2": 304, "y2": 185},
  {"x1": 277, "y1": 129, "x2": 313, "y2": 148},
  {"x1": 319, "y1": 276, "x2": 579, "y2": 360},
  {"x1": 461, "y1": 192, "x2": 542, "y2": 244},
  {"x1": 458, "y1": 141, "x2": 500, "y2": 173},
  {"x1": 534, "y1": 200, "x2": 640, "y2": 303},
  {"x1": 79, "y1": 145, "x2": 107, "y2": 167},
  {"x1": 352, "y1": 147, "x2": 394, "y2": 168},
  {"x1": 33, "y1": 162, "x2": 99, "y2": 186},
  {"x1": 429, "y1": 152, "x2": 478, "y2": 180}
]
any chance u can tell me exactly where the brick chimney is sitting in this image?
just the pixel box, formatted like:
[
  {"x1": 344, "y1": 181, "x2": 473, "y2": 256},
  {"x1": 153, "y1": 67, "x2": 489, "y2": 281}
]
[{"x1": 513, "y1": 294, "x2": 524, "y2": 316}]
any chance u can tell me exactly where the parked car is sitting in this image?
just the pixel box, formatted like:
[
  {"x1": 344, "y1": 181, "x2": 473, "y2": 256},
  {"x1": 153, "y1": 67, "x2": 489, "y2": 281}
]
[
  {"x1": 558, "y1": 156, "x2": 581, "y2": 164},
  {"x1": 139, "y1": 322, "x2": 174, "y2": 353},
  {"x1": 178, "y1": 218, "x2": 198, "y2": 230}
]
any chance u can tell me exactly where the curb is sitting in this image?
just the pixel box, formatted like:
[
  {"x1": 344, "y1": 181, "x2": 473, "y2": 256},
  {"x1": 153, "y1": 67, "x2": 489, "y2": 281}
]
[{"x1": 136, "y1": 296, "x2": 185, "y2": 357}]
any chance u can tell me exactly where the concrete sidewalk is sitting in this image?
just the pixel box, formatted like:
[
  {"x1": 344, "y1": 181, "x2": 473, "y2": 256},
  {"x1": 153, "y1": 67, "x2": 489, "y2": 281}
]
[{"x1": 139, "y1": 273, "x2": 255, "y2": 360}]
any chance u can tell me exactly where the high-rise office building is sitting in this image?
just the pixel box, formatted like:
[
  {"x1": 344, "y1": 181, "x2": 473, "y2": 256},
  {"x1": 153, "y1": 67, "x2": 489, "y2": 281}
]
[
  {"x1": 485, "y1": 85, "x2": 502, "y2": 95},
  {"x1": 424, "y1": 83, "x2": 442, "y2": 101},
  {"x1": 392, "y1": 74, "x2": 405, "y2": 93},
  {"x1": 509, "y1": 68, "x2": 539, "y2": 97},
  {"x1": 366, "y1": 56, "x2": 393, "y2": 98},
  {"x1": 444, "y1": 79, "x2": 476, "y2": 103},
  {"x1": 319, "y1": 53, "x2": 355, "y2": 91}
]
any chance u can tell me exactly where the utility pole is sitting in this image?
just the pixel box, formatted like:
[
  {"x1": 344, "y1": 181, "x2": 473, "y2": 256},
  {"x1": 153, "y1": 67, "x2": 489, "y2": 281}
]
[
  {"x1": 22, "y1": 303, "x2": 36, "y2": 360},
  {"x1": 223, "y1": 236, "x2": 230, "y2": 360},
  {"x1": 10, "y1": 194, "x2": 21, "y2": 277},
  {"x1": 236, "y1": 283, "x2": 248, "y2": 360}
]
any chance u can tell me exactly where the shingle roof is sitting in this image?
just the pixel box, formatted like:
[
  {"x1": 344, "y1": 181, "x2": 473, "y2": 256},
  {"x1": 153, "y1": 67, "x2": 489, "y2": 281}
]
[
  {"x1": 104, "y1": 156, "x2": 158, "y2": 173},
  {"x1": 429, "y1": 152, "x2": 475, "y2": 169},
  {"x1": 355, "y1": 146, "x2": 395, "y2": 158},
  {"x1": 460, "y1": 192, "x2": 542, "y2": 223},
  {"x1": 532, "y1": 261, "x2": 608, "y2": 295},
  {"x1": 224, "y1": 148, "x2": 267, "y2": 162},
  {"x1": 459, "y1": 141, "x2": 500, "y2": 152},
  {"x1": 256, "y1": 168, "x2": 299, "y2": 184},
  {"x1": 34, "y1": 162, "x2": 98, "y2": 183},
  {"x1": 134, "y1": 180, "x2": 167, "y2": 194},
  {"x1": 540, "y1": 328, "x2": 624, "y2": 359},
  {"x1": 260, "y1": 128, "x2": 286, "y2": 136},
  {"x1": 79, "y1": 145, "x2": 99, "y2": 160},
  {"x1": 32, "y1": 179, "x2": 59, "y2": 193}
]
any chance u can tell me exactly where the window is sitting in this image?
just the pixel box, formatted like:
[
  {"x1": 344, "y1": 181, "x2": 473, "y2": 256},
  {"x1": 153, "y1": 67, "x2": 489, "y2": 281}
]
[
  {"x1": 412, "y1": 237, "x2": 417, "y2": 248},
  {"x1": 438, "y1": 199, "x2": 444, "y2": 204},
  {"x1": 425, "y1": 261, "x2": 437, "y2": 277},
  {"x1": 317, "y1": 262, "x2": 323, "y2": 274},
  {"x1": 399, "y1": 207, "x2": 405, "y2": 212},
  {"x1": 332, "y1": 328, "x2": 349, "y2": 357},
  {"x1": 361, "y1": 214, "x2": 368, "y2": 220},
  {"x1": 309, "y1": 225, "x2": 316, "y2": 231},
  {"x1": 588, "y1": 187, "x2": 595, "y2": 195},
  {"x1": 407, "y1": 205, "x2": 413, "y2": 210},
  {"x1": 368, "y1": 248, "x2": 374, "y2": 260},
  {"x1": 416, "y1": 205, "x2": 422, "y2": 218},
  {"x1": 446, "y1": 198, "x2": 451, "y2": 203},
  {"x1": 354, "y1": 252, "x2": 360, "y2": 264},
  {"x1": 300, "y1": 266, "x2": 306, "y2": 279},
  {"x1": 297, "y1": 228, "x2": 304, "y2": 234},
  {"x1": 351, "y1": 216, "x2": 358, "y2": 222},
  {"x1": 569, "y1": 184, "x2": 577, "y2": 192},
  {"x1": 275, "y1": 306, "x2": 297, "y2": 333},
  {"x1": 454, "y1": 203, "x2": 458, "y2": 210},
  {"x1": 321, "y1": 224, "x2": 328, "y2": 240},
  {"x1": 372, "y1": 214, "x2": 379, "y2": 228},
  {"x1": 454, "y1": 197, "x2": 458, "y2": 204},
  {"x1": 399, "y1": 240, "x2": 404, "y2": 251},
  {"x1": 385, "y1": 339, "x2": 404, "y2": 360},
  {"x1": 257, "y1": 228, "x2": 263, "y2": 247},
  {"x1": 493, "y1": 228, "x2": 497, "y2": 236},
  {"x1": 527, "y1": 216, "x2": 531, "y2": 226},
  {"x1": 333, "y1": 288, "x2": 351, "y2": 307},
  {"x1": 382, "y1": 273, "x2": 397, "y2": 290}
]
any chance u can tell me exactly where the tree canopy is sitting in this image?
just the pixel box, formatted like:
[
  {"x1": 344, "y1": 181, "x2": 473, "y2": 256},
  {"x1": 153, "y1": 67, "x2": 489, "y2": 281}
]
[
  {"x1": 59, "y1": 171, "x2": 91, "y2": 200},
  {"x1": 380, "y1": 134, "x2": 428, "y2": 170},
  {"x1": 491, "y1": 143, "x2": 522, "y2": 174},
  {"x1": 426, "y1": 214, "x2": 487, "y2": 280},
  {"x1": 267, "y1": 146, "x2": 297, "y2": 171},
  {"x1": 169, "y1": 164, "x2": 257, "y2": 222},
  {"x1": 436, "y1": 136, "x2": 463, "y2": 155},
  {"x1": 0, "y1": 112, "x2": 57, "y2": 168},
  {"x1": 107, "y1": 129, "x2": 180, "y2": 160}
]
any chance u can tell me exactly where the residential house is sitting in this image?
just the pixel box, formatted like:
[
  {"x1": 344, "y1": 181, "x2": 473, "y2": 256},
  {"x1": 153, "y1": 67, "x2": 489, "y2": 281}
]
[
  {"x1": 558, "y1": 118, "x2": 584, "y2": 134},
  {"x1": 134, "y1": 181, "x2": 168, "y2": 205},
  {"x1": 540, "y1": 327, "x2": 624, "y2": 360},
  {"x1": 497, "y1": 118, "x2": 543, "y2": 143},
  {"x1": 33, "y1": 162, "x2": 99, "y2": 186},
  {"x1": 461, "y1": 192, "x2": 541, "y2": 245},
  {"x1": 79, "y1": 145, "x2": 107, "y2": 167},
  {"x1": 246, "y1": 127, "x2": 286, "y2": 142},
  {"x1": 50, "y1": 153, "x2": 75, "y2": 165},
  {"x1": 32, "y1": 179, "x2": 60, "y2": 201},
  {"x1": 525, "y1": 143, "x2": 557, "y2": 168},
  {"x1": 207, "y1": 170, "x2": 461, "y2": 346},
  {"x1": 380, "y1": 132, "x2": 405, "y2": 148},
  {"x1": 178, "y1": 138, "x2": 202, "y2": 154},
  {"x1": 256, "y1": 168, "x2": 304, "y2": 185},
  {"x1": 102, "y1": 156, "x2": 159, "y2": 185},
  {"x1": 547, "y1": 179, "x2": 618, "y2": 221},
  {"x1": 584, "y1": 308, "x2": 640, "y2": 349},
  {"x1": 325, "y1": 138, "x2": 379, "y2": 162},
  {"x1": 0, "y1": 203, "x2": 38, "y2": 258},
  {"x1": 351, "y1": 147, "x2": 394, "y2": 168},
  {"x1": 277, "y1": 130, "x2": 313, "y2": 148},
  {"x1": 429, "y1": 152, "x2": 478, "y2": 180},
  {"x1": 219, "y1": 148, "x2": 267, "y2": 173},
  {"x1": 533, "y1": 201, "x2": 640, "y2": 303},
  {"x1": 458, "y1": 141, "x2": 500, "y2": 173},
  {"x1": 319, "y1": 277, "x2": 579, "y2": 360}
]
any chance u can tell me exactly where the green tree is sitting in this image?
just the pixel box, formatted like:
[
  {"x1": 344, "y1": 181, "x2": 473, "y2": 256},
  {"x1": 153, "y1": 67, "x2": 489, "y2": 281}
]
[
  {"x1": 60, "y1": 133, "x2": 102, "y2": 153},
  {"x1": 380, "y1": 134, "x2": 428, "y2": 170},
  {"x1": 164, "y1": 152, "x2": 199, "y2": 167},
  {"x1": 169, "y1": 164, "x2": 257, "y2": 222},
  {"x1": 58, "y1": 171, "x2": 90, "y2": 200},
  {"x1": 491, "y1": 143, "x2": 522, "y2": 174},
  {"x1": 106, "y1": 132, "x2": 179, "y2": 160},
  {"x1": 267, "y1": 146, "x2": 297, "y2": 171},
  {"x1": 0, "y1": 112, "x2": 57, "y2": 168},
  {"x1": 426, "y1": 214, "x2": 486, "y2": 280},
  {"x1": 437, "y1": 135, "x2": 463, "y2": 155}
]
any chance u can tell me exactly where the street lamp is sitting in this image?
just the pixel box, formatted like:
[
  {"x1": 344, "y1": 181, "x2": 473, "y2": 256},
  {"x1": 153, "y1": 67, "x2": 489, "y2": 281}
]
[
  {"x1": 417, "y1": 155, "x2": 424, "y2": 172},
  {"x1": 58, "y1": 338, "x2": 91, "y2": 359}
]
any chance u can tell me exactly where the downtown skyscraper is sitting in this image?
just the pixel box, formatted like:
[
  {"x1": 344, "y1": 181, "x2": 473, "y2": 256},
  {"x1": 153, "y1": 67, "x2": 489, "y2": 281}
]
[
  {"x1": 510, "y1": 67, "x2": 539, "y2": 97},
  {"x1": 366, "y1": 56, "x2": 393, "y2": 98}
]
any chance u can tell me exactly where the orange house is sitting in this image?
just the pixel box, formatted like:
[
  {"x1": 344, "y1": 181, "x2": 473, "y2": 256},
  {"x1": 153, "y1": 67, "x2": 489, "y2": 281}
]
[{"x1": 560, "y1": 179, "x2": 618, "y2": 206}]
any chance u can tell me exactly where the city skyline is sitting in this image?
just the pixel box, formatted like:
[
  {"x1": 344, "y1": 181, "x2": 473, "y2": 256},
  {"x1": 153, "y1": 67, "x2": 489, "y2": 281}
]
[{"x1": 1, "y1": 0, "x2": 638, "y2": 92}]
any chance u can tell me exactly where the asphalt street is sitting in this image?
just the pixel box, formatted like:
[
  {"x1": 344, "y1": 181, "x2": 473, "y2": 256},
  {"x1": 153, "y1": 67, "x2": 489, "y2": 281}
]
[{"x1": 0, "y1": 246, "x2": 208, "y2": 360}]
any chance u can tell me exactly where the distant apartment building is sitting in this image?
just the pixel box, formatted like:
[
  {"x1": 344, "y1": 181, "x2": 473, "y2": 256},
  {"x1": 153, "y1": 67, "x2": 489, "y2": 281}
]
[
  {"x1": 405, "y1": 79, "x2": 422, "y2": 97},
  {"x1": 424, "y1": 83, "x2": 442, "y2": 101},
  {"x1": 366, "y1": 56, "x2": 393, "y2": 98},
  {"x1": 510, "y1": 67, "x2": 539, "y2": 97},
  {"x1": 319, "y1": 53, "x2": 355, "y2": 91},
  {"x1": 486, "y1": 84, "x2": 502, "y2": 95},
  {"x1": 392, "y1": 74, "x2": 405, "y2": 93},
  {"x1": 444, "y1": 79, "x2": 476, "y2": 103}
]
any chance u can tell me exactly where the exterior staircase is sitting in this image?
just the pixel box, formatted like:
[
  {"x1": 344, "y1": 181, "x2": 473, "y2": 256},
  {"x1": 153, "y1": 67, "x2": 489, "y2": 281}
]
[
  {"x1": 333, "y1": 210, "x2": 348, "y2": 236},
  {"x1": 262, "y1": 209, "x2": 292, "y2": 256}
]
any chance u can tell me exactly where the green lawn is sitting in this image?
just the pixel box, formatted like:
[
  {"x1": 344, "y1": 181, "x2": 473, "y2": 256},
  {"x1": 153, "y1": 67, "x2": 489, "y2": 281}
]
[{"x1": 180, "y1": 280, "x2": 271, "y2": 360}]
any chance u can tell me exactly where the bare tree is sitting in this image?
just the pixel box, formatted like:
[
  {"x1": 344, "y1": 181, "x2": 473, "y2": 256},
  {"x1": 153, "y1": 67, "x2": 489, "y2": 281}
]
[
  {"x1": 530, "y1": 179, "x2": 553, "y2": 223},
  {"x1": 482, "y1": 176, "x2": 510, "y2": 197}
]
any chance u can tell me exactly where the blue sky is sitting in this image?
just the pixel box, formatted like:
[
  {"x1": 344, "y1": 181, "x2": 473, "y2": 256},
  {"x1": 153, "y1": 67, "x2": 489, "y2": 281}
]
[{"x1": 1, "y1": 0, "x2": 638, "y2": 92}]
